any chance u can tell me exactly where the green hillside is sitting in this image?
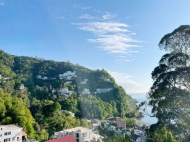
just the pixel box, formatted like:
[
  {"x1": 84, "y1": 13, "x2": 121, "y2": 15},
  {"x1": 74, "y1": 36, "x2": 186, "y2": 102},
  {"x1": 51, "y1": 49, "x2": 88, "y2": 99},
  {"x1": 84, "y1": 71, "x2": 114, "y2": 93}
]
[{"x1": 0, "y1": 49, "x2": 137, "y2": 140}]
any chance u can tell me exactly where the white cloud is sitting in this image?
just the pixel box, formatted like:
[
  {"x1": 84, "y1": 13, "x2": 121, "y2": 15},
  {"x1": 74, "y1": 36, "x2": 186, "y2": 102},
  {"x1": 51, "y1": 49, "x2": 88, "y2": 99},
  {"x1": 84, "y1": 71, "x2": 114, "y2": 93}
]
[
  {"x1": 74, "y1": 22, "x2": 141, "y2": 54},
  {"x1": 79, "y1": 14, "x2": 96, "y2": 20},
  {"x1": 0, "y1": 3, "x2": 4, "y2": 6},
  {"x1": 73, "y1": 4, "x2": 91, "y2": 9},
  {"x1": 75, "y1": 22, "x2": 129, "y2": 34},
  {"x1": 107, "y1": 70, "x2": 149, "y2": 94},
  {"x1": 102, "y1": 12, "x2": 116, "y2": 20}
]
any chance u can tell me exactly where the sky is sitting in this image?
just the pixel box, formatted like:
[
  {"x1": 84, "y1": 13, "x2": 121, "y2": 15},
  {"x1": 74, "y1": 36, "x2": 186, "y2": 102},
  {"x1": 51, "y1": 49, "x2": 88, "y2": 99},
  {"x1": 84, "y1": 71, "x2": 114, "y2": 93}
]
[{"x1": 0, "y1": 0, "x2": 190, "y2": 100}]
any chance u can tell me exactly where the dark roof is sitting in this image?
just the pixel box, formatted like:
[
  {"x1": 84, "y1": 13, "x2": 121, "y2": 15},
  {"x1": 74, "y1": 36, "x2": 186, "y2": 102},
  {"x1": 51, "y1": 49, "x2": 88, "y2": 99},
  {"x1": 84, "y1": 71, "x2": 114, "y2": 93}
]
[
  {"x1": 46, "y1": 136, "x2": 76, "y2": 142},
  {"x1": 132, "y1": 134, "x2": 141, "y2": 141}
]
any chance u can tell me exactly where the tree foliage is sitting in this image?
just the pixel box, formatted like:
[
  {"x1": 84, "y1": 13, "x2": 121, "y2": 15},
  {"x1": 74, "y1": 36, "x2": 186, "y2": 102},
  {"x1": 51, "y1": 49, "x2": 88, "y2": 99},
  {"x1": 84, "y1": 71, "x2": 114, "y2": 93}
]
[{"x1": 147, "y1": 25, "x2": 190, "y2": 141}]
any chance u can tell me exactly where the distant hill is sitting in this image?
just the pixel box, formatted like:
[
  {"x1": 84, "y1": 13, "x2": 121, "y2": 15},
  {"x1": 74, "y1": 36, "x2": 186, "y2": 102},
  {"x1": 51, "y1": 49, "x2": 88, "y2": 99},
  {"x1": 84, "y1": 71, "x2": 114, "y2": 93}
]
[{"x1": 0, "y1": 49, "x2": 137, "y2": 139}]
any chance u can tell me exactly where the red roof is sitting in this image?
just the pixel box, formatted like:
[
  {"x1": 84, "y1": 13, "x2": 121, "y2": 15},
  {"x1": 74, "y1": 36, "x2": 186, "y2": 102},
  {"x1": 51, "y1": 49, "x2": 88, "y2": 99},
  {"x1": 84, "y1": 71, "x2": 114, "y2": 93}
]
[
  {"x1": 22, "y1": 132, "x2": 27, "y2": 136},
  {"x1": 46, "y1": 136, "x2": 76, "y2": 142}
]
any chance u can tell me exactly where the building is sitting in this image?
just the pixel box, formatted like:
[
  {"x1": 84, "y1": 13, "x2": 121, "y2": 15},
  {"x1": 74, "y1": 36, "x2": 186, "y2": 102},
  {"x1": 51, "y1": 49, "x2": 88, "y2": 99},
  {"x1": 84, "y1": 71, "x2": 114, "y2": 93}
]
[
  {"x1": 43, "y1": 76, "x2": 48, "y2": 80},
  {"x1": 37, "y1": 75, "x2": 42, "y2": 79},
  {"x1": 59, "y1": 88, "x2": 69, "y2": 95},
  {"x1": 61, "y1": 110, "x2": 75, "y2": 117},
  {"x1": 46, "y1": 135, "x2": 76, "y2": 142},
  {"x1": 81, "y1": 88, "x2": 90, "y2": 95},
  {"x1": 54, "y1": 127, "x2": 103, "y2": 142},
  {"x1": 96, "y1": 88, "x2": 113, "y2": 93},
  {"x1": 19, "y1": 84, "x2": 25, "y2": 90},
  {"x1": 0, "y1": 125, "x2": 23, "y2": 142},
  {"x1": 52, "y1": 89, "x2": 56, "y2": 94},
  {"x1": 59, "y1": 71, "x2": 77, "y2": 80},
  {"x1": 132, "y1": 134, "x2": 143, "y2": 142},
  {"x1": 116, "y1": 117, "x2": 126, "y2": 129}
]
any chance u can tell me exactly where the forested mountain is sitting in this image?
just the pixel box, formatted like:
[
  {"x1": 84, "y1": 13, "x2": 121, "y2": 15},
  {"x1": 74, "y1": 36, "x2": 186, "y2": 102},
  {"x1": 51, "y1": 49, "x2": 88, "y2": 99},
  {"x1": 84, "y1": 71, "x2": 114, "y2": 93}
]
[{"x1": 0, "y1": 49, "x2": 137, "y2": 140}]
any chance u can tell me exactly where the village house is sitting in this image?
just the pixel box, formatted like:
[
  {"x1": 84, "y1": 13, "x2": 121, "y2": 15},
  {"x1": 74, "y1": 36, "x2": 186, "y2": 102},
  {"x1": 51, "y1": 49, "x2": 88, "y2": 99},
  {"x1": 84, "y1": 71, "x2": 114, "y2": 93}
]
[
  {"x1": 65, "y1": 81, "x2": 72, "y2": 84},
  {"x1": 59, "y1": 71, "x2": 77, "y2": 80},
  {"x1": 132, "y1": 134, "x2": 143, "y2": 142},
  {"x1": 115, "y1": 117, "x2": 126, "y2": 129},
  {"x1": 61, "y1": 110, "x2": 75, "y2": 117},
  {"x1": 46, "y1": 135, "x2": 76, "y2": 142},
  {"x1": 19, "y1": 84, "x2": 25, "y2": 90},
  {"x1": 52, "y1": 89, "x2": 56, "y2": 94},
  {"x1": 59, "y1": 88, "x2": 69, "y2": 95},
  {"x1": 96, "y1": 88, "x2": 113, "y2": 93},
  {"x1": 43, "y1": 76, "x2": 48, "y2": 80},
  {"x1": 81, "y1": 88, "x2": 90, "y2": 95},
  {"x1": 37, "y1": 75, "x2": 42, "y2": 79},
  {"x1": 0, "y1": 125, "x2": 26, "y2": 142},
  {"x1": 54, "y1": 127, "x2": 103, "y2": 142}
]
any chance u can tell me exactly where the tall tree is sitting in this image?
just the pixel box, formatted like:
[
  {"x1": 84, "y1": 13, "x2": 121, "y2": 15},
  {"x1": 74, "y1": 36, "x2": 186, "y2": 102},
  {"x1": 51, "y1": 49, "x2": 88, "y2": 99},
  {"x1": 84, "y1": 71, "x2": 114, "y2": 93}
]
[{"x1": 148, "y1": 25, "x2": 190, "y2": 141}]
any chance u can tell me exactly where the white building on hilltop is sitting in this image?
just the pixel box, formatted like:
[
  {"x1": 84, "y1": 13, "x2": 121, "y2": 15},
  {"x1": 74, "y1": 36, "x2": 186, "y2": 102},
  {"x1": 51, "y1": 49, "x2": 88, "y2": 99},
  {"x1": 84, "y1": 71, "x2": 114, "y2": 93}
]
[
  {"x1": 59, "y1": 88, "x2": 69, "y2": 95},
  {"x1": 96, "y1": 88, "x2": 113, "y2": 93},
  {"x1": 19, "y1": 84, "x2": 25, "y2": 90},
  {"x1": 81, "y1": 88, "x2": 90, "y2": 95},
  {"x1": 59, "y1": 71, "x2": 77, "y2": 80},
  {"x1": 0, "y1": 125, "x2": 23, "y2": 142},
  {"x1": 54, "y1": 127, "x2": 103, "y2": 142}
]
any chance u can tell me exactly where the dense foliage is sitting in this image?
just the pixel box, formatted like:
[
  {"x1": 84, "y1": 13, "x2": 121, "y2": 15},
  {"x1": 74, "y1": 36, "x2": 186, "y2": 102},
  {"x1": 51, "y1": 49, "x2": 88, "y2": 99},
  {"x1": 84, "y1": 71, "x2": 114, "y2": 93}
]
[
  {"x1": 147, "y1": 25, "x2": 190, "y2": 141},
  {"x1": 0, "y1": 50, "x2": 137, "y2": 141}
]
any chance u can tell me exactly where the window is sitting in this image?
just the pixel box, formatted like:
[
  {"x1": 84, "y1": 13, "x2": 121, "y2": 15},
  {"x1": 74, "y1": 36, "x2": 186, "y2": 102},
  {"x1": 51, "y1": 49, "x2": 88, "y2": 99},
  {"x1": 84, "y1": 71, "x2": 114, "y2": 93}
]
[
  {"x1": 12, "y1": 137, "x2": 15, "y2": 141},
  {"x1": 4, "y1": 132, "x2": 7, "y2": 136},
  {"x1": 0, "y1": 134, "x2": 2, "y2": 137},
  {"x1": 0, "y1": 128, "x2": 2, "y2": 130},
  {"x1": 8, "y1": 132, "x2": 11, "y2": 135},
  {"x1": 17, "y1": 137, "x2": 19, "y2": 141},
  {"x1": 76, "y1": 133, "x2": 79, "y2": 138},
  {"x1": 4, "y1": 138, "x2": 10, "y2": 142}
]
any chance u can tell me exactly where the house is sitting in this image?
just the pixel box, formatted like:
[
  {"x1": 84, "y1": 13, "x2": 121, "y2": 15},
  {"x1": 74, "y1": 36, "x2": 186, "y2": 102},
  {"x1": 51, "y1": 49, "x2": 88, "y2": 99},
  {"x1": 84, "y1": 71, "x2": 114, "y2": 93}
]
[
  {"x1": 107, "y1": 126, "x2": 116, "y2": 131},
  {"x1": 59, "y1": 71, "x2": 77, "y2": 80},
  {"x1": 59, "y1": 88, "x2": 69, "y2": 95},
  {"x1": 46, "y1": 135, "x2": 76, "y2": 142},
  {"x1": 52, "y1": 89, "x2": 56, "y2": 94},
  {"x1": 132, "y1": 134, "x2": 142, "y2": 142},
  {"x1": 126, "y1": 130, "x2": 131, "y2": 136},
  {"x1": 19, "y1": 84, "x2": 25, "y2": 90},
  {"x1": 37, "y1": 75, "x2": 42, "y2": 79},
  {"x1": 65, "y1": 81, "x2": 72, "y2": 84},
  {"x1": 103, "y1": 122, "x2": 109, "y2": 129},
  {"x1": 43, "y1": 76, "x2": 48, "y2": 80},
  {"x1": 61, "y1": 110, "x2": 75, "y2": 117},
  {"x1": 134, "y1": 129, "x2": 144, "y2": 136},
  {"x1": 96, "y1": 88, "x2": 113, "y2": 93},
  {"x1": 81, "y1": 88, "x2": 90, "y2": 95},
  {"x1": 116, "y1": 117, "x2": 126, "y2": 129},
  {"x1": 54, "y1": 127, "x2": 103, "y2": 142},
  {"x1": 0, "y1": 125, "x2": 23, "y2": 142}
]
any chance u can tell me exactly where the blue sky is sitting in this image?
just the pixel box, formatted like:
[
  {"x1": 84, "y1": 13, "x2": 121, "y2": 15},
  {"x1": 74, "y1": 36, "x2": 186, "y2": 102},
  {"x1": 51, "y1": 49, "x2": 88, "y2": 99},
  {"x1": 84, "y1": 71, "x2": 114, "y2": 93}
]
[{"x1": 0, "y1": 0, "x2": 190, "y2": 99}]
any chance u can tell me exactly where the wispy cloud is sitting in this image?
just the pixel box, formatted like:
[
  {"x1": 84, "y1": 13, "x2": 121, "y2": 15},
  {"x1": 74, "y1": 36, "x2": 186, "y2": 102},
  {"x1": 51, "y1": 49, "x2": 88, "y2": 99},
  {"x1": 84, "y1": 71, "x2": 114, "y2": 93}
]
[
  {"x1": 107, "y1": 70, "x2": 149, "y2": 93},
  {"x1": 74, "y1": 21, "x2": 141, "y2": 54},
  {"x1": 56, "y1": 16, "x2": 64, "y2": 19},
  {"x1": 102, "y1": 12, "x2": 116, "y2": 20},
  {"x1": 0, "y1": 3, "x2": 4, "y2": 6},
  {"x1": 79, "y1": 14, "x2": 97, "y2": 20},
  {"x1": 73, "y1": 4, "x2": 91, "y2": 10}
]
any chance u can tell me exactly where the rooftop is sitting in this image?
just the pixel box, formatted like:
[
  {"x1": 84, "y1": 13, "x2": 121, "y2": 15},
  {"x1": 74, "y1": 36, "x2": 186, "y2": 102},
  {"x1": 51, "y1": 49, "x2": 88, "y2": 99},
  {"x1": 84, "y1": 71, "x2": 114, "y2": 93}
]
[
  {"x1": 63, "y1": 127, "x2": 91, "y2": 133},
  {"x1": 46, "y1": 136, "x2": 76, "y2": 142},
  {"x1": 0, "y1": 125, "x2": 22, "y2": 130}
]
